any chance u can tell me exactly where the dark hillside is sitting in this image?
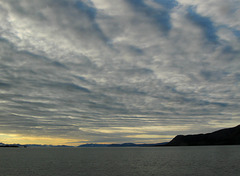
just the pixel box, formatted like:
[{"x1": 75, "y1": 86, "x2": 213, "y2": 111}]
[{"x1": 167, "y1": 125, "x2": 240, "y2": 146}]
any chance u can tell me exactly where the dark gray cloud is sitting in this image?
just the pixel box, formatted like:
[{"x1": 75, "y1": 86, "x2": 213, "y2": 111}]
[
  {"x1": 0, "y1": 0, "x2": 239, "y2": 144},
  {"x1": 186, "y1": 6, "x2": 219, "y2": 43},
  {"x1": 124, "y1": 0, "x2": 172, "y2": 32}
]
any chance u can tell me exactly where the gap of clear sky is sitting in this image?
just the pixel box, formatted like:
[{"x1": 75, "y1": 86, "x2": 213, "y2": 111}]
[{"x1": 0, "y1": 0, "x2": 240, "y2": 146}]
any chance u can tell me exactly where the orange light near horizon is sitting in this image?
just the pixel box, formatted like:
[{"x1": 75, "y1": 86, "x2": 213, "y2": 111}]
[{"x1": 0, "y1": 133, "x2": 88, "y2": 146}]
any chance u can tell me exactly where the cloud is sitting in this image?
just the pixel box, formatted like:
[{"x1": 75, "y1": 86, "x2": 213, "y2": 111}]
[
  {"x1": 124, "y1": 0, "x2": 173, "y2": 33},
  {"x1": 0, "y1": 0, "x2": 239, "y2": 144},
  {"x1": 178, "y1": 0, "x2": 240, "y2": 29},
  {"x1": 186, "y1": 7, "x2": 219, "y2": 43}
]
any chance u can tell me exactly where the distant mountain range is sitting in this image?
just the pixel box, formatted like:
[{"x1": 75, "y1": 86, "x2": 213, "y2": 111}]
[
  {"x1": 167, "y1": 124, "x2": 240, "y2": 146},
  {"x1": 0, "y1": 143, "x2": 20, "y2": 147},
  {"x1": 78, "y1": 142, "x2": 168, "y2": 147},
  {"x1": 0, "y1": 142, "x2": 167, "y2": 148},
  {"x1": 0, "y1": 143, "x2": 73, "y2": 148}
]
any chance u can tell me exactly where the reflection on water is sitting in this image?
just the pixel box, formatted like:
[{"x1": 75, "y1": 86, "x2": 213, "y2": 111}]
[{"x1": 0, "y1": 145, "x2": 239, "y2": 176}]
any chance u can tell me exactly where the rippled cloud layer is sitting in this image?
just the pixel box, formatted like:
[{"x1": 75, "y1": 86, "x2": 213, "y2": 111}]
[{"x1": 0, "y1": 0, "x2": 239, "y2": 144}]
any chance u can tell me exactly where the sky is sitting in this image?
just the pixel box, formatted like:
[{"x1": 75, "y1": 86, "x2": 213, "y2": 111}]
[{"x1": 0, "y1": 0, "x2": 240, "y2": 146}]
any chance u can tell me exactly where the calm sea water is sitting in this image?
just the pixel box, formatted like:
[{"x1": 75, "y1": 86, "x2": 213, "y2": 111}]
[{"x1": 0, "y1": 146, "x2": 239, "y2": 176}]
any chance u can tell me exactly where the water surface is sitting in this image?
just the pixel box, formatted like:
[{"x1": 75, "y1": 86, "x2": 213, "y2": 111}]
[{"x1": 0, "y1": 145, "x2": 239, "y2": 176}]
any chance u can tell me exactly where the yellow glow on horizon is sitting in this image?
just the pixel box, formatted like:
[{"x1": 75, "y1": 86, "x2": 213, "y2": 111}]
[{"x1": 0, "y1": 133, "x2": 88, "y2": 146}]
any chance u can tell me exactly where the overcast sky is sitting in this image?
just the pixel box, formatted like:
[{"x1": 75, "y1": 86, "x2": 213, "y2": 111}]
[{"x1": 0, "y1": 0, "x2": 240, "y2": 145}]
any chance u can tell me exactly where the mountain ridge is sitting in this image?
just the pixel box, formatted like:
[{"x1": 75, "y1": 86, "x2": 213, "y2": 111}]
[{"x1": 167, "y1": 125, "x2": 240, "y2": 146}]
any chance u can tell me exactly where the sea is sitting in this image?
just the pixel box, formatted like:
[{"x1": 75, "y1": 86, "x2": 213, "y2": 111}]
[{"x1": 0, "y1": 145, "x2": 239, "y2": 176}]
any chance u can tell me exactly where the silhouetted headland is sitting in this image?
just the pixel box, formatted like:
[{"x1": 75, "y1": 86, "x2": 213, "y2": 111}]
[{"x1": 167, "y1": 124, "x2": 240, "y2": 146}]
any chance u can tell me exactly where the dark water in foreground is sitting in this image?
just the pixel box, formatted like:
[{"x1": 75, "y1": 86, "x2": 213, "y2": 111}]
[{"x1": 0, "y1": 146, "x2": 239, "y2": 176}]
